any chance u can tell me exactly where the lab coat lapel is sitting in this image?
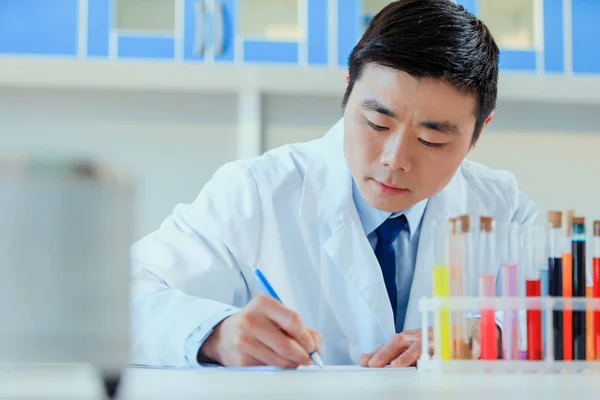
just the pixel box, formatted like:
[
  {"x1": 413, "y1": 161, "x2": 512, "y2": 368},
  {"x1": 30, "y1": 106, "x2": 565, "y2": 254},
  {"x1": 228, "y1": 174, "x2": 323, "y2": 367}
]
[
  {"x1": 321, "y1": 211, "x2": 397, "y2": 339},
  {"x1": 300, "y1": 118, "x2": 396, "y2": 340}
]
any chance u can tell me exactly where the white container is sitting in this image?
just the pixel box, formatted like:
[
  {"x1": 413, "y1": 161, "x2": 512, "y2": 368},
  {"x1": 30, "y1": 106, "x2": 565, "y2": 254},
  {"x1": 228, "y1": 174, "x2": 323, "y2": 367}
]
[{"x1": 0, "y1": 159, "x2": 134, "y2": 396}]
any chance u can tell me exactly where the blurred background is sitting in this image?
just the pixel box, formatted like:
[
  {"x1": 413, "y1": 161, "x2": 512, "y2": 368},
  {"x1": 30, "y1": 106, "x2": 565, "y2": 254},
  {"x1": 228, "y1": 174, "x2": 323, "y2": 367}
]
[{"x1": 1, "y1": 0, "x2": 599, "y2": 240}]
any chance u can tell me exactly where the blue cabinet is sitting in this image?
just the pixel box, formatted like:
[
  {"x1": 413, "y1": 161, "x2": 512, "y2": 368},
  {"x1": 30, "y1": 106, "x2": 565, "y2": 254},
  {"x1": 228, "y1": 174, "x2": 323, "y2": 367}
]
[
  {"x1": 184, "y1": 0, "x2": 235, "y2": 62},
  {"x1": 335, "y1": 0, "x2": 573, "y2": 75},
  {"x1": 87, "y1": 0, "x2": 177, "y2": 59},
  {"x1": 0, "y1": 0, "x2": 79, "y2": 56},
  {"x1": 85, "y1": 0, "x2": 328, "y2": 65},
  {"x1": 572, "y1": 0, "x2": 600, "y2": 74},
  {"x1": 337, "y1": 0, "x2": 360, "y2": 66},
  {"x1": 1, "y1": 0, "x2": 598, "y2": 76},
  {"x1": 230, "y1": 0, "x2": 328, "y2": 65}
]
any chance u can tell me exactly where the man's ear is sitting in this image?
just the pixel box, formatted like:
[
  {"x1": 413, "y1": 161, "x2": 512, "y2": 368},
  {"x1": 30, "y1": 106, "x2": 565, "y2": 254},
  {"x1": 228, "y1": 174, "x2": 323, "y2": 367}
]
[
  {"x1": 483, "y1": 112, "x2": 494, "y2": 128},
  {"x1": 475, "y1": 112, "x2": 494, "y2": 141},
  {"x1": 345, "y1": 73, "x2": 349, "y2": 84}
]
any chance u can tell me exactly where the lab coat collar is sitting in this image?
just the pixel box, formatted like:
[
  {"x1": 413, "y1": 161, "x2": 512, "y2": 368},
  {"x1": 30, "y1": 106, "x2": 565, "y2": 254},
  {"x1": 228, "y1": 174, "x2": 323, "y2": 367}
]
[{"x1": 299, "y1": 117, "x2": 353, "y2": 223}]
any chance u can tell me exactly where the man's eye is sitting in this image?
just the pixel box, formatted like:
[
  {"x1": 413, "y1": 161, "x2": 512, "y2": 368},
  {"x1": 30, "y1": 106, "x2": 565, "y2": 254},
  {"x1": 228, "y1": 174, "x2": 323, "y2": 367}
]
[
  {"x1": 366, "y1": 120, "x2": 388, "y2": 132},
  {"x1": 419, "y1": 139, "x2": 444, "y2": 148}
]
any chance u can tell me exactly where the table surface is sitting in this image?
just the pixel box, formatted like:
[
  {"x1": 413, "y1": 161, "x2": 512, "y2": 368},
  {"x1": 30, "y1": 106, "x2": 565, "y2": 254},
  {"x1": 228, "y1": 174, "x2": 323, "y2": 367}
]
[{"x1": 1, "y1": 364, "x2": 599, "y2": 400}]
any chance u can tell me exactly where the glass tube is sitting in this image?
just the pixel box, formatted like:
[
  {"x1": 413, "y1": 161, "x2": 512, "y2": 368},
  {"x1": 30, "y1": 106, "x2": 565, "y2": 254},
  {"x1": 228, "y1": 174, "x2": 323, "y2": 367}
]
[
  {"x1": 523, "y1": 224, "x2": 543, "y2": 360},
  {"x1": 548, "y1": 211, "x2": 564, "y2": 360},
  {"x1": 456, "y1": 215, "x2": 474, "y2": 359},
  {"x1": 432, "y1": 219, "x2": 451, "y2": 361},
  {"x1": 593, "y1": 221, "x2": 600, "y2": 360},
  {"x1": 571, "y1": 217, "x2": 586, "y2": 360},
  {"x1": 478, "y1": 216, "x2": 497, "y2": 360},
  {"x1": 498, "y1": 222, "x2": 520, "y2": 360},
  {"x1": 562, "y1": 210, "x2": 574, "y2": 361}
]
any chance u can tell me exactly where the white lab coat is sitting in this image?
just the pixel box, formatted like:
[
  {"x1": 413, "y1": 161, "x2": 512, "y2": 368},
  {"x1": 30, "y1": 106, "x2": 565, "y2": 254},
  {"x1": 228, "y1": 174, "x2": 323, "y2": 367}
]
[{"x1": 129, "y1": 118, "x2": 538, "y2": 367}]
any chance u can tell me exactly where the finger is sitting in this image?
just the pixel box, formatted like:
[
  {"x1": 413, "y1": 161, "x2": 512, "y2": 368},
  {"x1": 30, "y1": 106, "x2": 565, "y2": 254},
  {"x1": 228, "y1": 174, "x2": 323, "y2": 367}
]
[
  {"x1": 368, "y1": 336, "x2": 412, "y2": 368},
  {"x1": 259, "y1": 296, "x2": 317, "y2": 355},
  {"x1": 253, "y1": 319, "x2": 312, "y2": 365},
  {"x1": 239, "y1": 355, "x2": 264, "y2": 367},
  {"x1": 308, "y1": 329, "x2": 322, "y2": 354},
  {"x1": 390, "y1": 341, "x2": 421, "y2": 368},
  {"x1": 359, "y1": 345, "x2": 383, "y2": 367},
  {"x1": 245, "y1": 336, "x2": 300, "y2": 369}
]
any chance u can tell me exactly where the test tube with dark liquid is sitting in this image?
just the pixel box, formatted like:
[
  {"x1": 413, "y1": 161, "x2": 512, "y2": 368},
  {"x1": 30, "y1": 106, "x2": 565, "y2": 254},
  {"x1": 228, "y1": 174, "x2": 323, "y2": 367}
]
[
  {"x1": 548, "y1": 211, "x2": 563, "y2": 360},
  {"x1": 571, "y1": 217, "x2": 586, "y2": 360}
]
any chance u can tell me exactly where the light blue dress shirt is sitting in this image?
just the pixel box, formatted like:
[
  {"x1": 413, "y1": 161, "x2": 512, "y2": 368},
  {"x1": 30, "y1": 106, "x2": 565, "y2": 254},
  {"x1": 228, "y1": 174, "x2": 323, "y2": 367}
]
[{"x1": 351, "y1": 179, "x2": 428, "y2": 333}]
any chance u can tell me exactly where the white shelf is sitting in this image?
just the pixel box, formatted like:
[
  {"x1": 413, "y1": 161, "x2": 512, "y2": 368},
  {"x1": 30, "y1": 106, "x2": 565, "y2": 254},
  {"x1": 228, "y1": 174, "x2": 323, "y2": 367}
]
[
  {"x1": 2, "y1": 56, "x2": 600, "y2": 105},
  {"x1": 0, "y1": 57, "x2": 345, "y2": 96}
]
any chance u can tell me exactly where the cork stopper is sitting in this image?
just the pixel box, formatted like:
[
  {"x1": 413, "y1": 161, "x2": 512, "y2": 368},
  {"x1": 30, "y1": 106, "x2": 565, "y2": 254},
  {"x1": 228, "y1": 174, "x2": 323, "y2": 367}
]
[
  {"x1": 573, "y1": 216, "x2": 585, "y2": 225},
  {"x1": 548, "y1": 211, "x2": 563, "y2": 229},
  {"x1": 594, "y1": 221, "x2": 600, "y2": 237},
  {"x1": 449, "y1": 218, "x2": 457, "y2": 234},
  {"x1": 479, "y1": 216, "x2": 494, "y2": 233},
  {"x1": 565, "y1": 210, "x2": 575, "y2": 236},
  {"x1": 457, "y1": 215, "x2": 470, "y2": 234}
]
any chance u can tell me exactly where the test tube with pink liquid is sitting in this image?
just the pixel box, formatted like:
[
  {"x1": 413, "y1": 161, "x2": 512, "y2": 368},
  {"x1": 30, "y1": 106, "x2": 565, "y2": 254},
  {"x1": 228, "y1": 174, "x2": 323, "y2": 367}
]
[{"x1": 499, "y1": 222, "x2": 521, "y2": 360}]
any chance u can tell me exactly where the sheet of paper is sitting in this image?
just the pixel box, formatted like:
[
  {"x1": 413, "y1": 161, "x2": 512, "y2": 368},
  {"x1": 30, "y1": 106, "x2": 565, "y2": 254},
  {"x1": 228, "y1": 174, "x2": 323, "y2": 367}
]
[{"x1": 130, "y1": 364, "x2": 415, "y2": 372}]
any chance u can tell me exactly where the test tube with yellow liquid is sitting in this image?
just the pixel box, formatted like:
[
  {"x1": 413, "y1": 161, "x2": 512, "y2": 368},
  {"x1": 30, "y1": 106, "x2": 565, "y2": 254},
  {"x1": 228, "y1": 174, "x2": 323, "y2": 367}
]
[{"x1": 433, "y1": 219, "x2": 452, "y2": 361}]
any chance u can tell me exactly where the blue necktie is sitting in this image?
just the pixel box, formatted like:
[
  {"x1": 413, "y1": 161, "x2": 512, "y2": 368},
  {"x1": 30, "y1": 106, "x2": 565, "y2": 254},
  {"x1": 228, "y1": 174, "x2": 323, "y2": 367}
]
[{"x1": 375, "y1": 215, "x2": 407, "y2": 323}]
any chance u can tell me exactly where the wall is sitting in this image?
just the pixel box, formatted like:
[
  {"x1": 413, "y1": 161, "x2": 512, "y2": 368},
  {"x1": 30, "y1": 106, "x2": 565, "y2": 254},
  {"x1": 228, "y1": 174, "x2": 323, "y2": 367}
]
[
  {"x1": 0, "y1": 88, "x2": 238, "y2": 240},
  {"x1": 2, "y1": 88, "x2": 599, "y2": 240}
]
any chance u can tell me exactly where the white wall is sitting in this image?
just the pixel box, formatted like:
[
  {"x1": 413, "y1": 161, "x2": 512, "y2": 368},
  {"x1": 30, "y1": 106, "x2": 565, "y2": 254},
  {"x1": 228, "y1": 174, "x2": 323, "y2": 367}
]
[
  {"x1": 470, "y1": 101, "x2": 600, "y2": 225},
  {"x1": 0, "y1": 88, "x2": 238, "y2": 240},
  {"x1": 1, "y1": 88, "x2": 598, "y2": 240}
]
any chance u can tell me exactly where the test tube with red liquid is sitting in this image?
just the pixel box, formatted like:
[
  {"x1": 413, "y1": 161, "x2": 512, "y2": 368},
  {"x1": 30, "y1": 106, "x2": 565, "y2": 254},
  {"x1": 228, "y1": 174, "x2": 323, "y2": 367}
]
[
  {"x1": 523, "y1": 225, "x2": 544, "y2": 360},
  {"x1": 478, "y1": 216, "x2": 498, "y2": 360},
  {"x1": 593, "y1": 221, "x2": 600, "y2": 359}
]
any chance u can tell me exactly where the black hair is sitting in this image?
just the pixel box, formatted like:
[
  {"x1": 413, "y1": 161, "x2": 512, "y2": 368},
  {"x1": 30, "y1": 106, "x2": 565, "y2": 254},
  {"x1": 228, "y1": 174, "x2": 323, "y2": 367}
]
[{"x1": 341, "y1": 0, "x2": 499, "y2": 145}]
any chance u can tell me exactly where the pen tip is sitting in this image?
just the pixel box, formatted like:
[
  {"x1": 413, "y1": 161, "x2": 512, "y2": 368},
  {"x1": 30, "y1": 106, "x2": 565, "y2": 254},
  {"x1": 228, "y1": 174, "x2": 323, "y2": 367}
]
[{"x1": 311, "y1": 352, "x2": 324, "y2": 368}]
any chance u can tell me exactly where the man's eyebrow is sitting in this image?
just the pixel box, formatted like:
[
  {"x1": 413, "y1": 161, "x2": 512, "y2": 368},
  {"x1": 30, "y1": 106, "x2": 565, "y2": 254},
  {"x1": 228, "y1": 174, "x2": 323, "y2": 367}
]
[
  {"x1": 420, "y1": 121, "x2": 461, "y2": 134},
  {"x1": 360, "y1": 98, "x2": 397, "y2": 119}
]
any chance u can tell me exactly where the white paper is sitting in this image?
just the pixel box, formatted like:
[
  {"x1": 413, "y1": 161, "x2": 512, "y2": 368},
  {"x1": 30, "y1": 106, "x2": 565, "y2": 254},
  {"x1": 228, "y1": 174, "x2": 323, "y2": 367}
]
[{"x1": 130, "y1": 364, "x2": 415, "y2": 372}]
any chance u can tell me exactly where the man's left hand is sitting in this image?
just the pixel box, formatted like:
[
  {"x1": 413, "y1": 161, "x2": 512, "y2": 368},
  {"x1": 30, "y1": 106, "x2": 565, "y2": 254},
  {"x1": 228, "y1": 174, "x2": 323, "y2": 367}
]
[
  {"x1": 358, "y1": 327, "x2": 433, "y2": 368},
  {"x1": 359, "y1": 319, "x2": 501, "y2": 368}
]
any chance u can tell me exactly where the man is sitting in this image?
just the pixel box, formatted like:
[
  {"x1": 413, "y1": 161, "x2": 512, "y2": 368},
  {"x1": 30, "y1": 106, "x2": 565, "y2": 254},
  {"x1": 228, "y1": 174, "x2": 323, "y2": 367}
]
[{"x1": 130, "y1": 0, "x2": 537, "y2": 369}]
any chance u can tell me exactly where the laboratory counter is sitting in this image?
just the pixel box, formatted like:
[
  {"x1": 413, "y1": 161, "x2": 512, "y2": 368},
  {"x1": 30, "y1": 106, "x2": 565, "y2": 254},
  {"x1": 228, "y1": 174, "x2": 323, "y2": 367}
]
[{"x1": 1, "y1": 364, "x2": 599, "y2": 400}]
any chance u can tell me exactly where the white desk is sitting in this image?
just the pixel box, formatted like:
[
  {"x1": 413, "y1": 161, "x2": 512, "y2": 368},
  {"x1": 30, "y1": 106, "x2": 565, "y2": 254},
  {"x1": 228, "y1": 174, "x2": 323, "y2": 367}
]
[{"x1": 1, "y1": 365, "x2": 599, "y2": 399}]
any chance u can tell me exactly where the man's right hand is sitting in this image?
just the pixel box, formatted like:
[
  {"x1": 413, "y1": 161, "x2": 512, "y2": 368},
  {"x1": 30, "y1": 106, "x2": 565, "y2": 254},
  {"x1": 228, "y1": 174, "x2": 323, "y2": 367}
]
[{"x1": 198, "y1": 295, "x2": 322, "y2": 369}]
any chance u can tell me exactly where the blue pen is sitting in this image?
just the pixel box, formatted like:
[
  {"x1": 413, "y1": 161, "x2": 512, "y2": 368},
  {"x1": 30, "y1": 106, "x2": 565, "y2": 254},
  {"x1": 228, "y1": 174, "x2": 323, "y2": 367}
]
[{"x1": 252, "y1": 268, "x2": 324, "y2": 368}]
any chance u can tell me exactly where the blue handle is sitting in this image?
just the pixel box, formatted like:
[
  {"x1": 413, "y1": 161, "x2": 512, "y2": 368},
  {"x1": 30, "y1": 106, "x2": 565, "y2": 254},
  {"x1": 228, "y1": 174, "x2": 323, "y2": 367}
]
[{"x1": 252, "y1": 268, "x2": 282, "y2": 303}]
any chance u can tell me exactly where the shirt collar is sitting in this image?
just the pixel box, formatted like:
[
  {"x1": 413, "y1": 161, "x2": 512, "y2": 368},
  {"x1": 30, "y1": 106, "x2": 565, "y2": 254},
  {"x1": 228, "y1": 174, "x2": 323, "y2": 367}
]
[{"x1": 352, "y1": 178, "x2": 428, "y2": 240}]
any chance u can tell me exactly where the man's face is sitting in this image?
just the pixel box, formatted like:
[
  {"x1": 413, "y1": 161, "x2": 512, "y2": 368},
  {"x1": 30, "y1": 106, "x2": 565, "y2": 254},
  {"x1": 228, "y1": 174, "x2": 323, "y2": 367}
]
[{"x1": 343, "y1": 63, "x2": 487, "y2": 213}]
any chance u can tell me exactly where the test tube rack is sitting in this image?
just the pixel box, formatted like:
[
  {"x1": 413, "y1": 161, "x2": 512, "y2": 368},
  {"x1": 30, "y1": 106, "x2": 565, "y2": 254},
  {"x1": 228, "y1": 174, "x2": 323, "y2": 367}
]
[{"x1": 417, "y1": 296, "x2": 600, "y2": 373}]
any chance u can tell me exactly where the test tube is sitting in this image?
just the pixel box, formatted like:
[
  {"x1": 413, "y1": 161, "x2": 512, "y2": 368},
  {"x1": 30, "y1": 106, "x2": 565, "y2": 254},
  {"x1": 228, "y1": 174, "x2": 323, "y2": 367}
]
[
  {"x1": 593, "y1": 221, "x2": 600, "y2": 360},
  {"x1": 540, "y1": 228, "x2": 550, "y2": 359},
  {"x1": 562, "y1": 211, "x2": 574, "y2": 361},
  {"x1": 523, "y1": 225, "x2": 543, "y2": 360},
  {"x1": 571, "y1": 217, "x2": 587, "y2": 360},
  {"x1": 548, "y1": 211, "x2": 564, "y2": 360},
  {"x1": 499, "y1": 222, "x2": 520, "y2": 360},
  {"x1": 449, "y1": 218, "x2": 465, "y2": 359},
  {"x1": 432, "y1": 219, "x2": 451, "y2": 361},
  {"x1": 478, "y1": 216, "x2": 498, "y2": 360},
  {"x1": 457, "y1": 215, "x2": 474, "y2": 359}
]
